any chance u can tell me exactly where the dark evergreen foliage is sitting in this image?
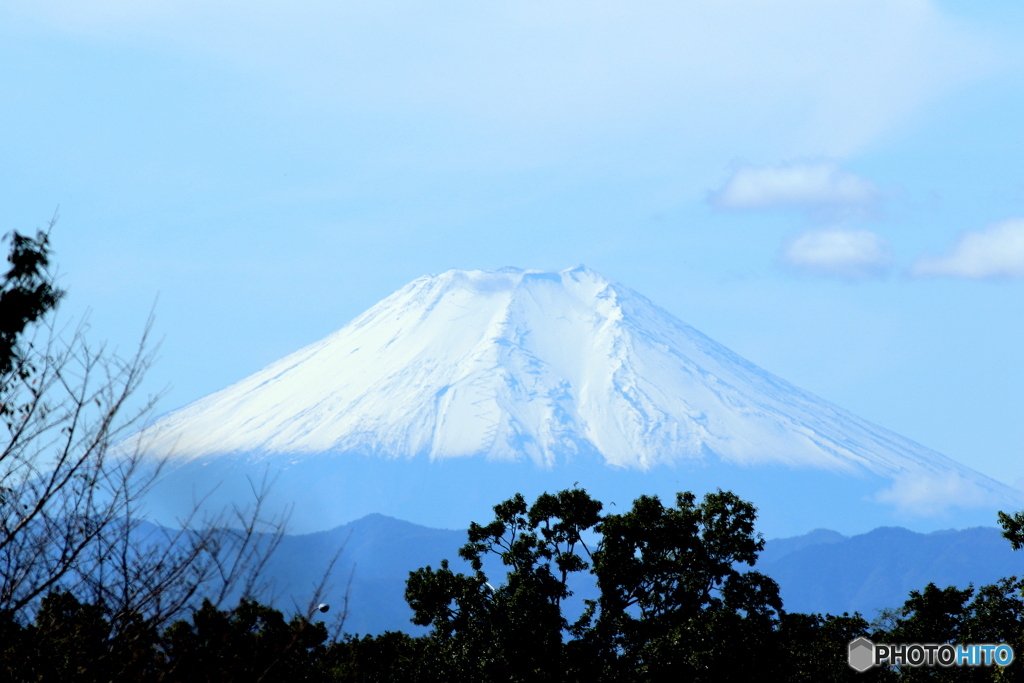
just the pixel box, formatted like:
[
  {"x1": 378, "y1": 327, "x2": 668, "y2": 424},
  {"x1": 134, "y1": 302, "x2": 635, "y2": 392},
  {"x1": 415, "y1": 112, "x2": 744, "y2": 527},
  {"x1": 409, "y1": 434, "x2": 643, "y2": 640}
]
[
  {"x1": 6, "y1": 486, "x2": 1024, "y2": 681},
  {"x1": 0, "y1": 225, "x2": 64, "y2": 383}
]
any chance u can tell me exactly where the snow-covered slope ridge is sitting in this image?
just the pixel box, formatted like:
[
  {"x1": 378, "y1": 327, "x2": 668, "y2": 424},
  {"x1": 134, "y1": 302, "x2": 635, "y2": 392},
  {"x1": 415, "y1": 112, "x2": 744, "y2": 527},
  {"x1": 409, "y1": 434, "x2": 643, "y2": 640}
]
[{"x1": 143, "y1": 267, "x2": 1000, "y2": 489}]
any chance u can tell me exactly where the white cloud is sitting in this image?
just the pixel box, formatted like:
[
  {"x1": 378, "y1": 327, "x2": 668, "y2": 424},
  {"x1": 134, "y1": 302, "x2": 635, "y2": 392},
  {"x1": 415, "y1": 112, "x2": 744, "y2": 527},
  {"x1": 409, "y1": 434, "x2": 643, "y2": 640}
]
[
  {"x1": 713, "y1": 162, "x2": 878, "y2": 211},
  {"x1": 911, "y1": 219, "x2": 1024, "y2": 279},
  {"x1": 875, "y1": 470, "x2": 1003, "y2": 516},
  {"x1": 781, "y1": 228, "x2": 892, "y2": 279}
]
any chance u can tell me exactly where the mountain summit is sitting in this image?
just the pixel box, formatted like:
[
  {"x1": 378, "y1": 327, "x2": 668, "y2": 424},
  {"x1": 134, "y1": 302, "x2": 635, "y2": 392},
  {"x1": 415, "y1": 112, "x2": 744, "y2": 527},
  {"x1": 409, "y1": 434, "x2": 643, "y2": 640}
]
[{"x1": 142, "y1": 267, "x2": 1019, "y2": 535}]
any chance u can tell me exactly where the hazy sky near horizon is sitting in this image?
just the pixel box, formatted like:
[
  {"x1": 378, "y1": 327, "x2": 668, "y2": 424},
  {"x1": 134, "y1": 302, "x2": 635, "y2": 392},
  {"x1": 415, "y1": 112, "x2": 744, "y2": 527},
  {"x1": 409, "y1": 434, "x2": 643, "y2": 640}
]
[{"x1": 3, "y1": 1, "x2": 1024, "y2": 490}]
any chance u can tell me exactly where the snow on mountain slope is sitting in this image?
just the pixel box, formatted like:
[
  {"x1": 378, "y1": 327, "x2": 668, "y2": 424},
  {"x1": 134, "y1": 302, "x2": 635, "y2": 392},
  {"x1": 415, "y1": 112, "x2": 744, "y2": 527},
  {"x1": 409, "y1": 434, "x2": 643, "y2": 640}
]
[{"x1": 142, "y1": 266, "x2": 1015, "y2": 520}]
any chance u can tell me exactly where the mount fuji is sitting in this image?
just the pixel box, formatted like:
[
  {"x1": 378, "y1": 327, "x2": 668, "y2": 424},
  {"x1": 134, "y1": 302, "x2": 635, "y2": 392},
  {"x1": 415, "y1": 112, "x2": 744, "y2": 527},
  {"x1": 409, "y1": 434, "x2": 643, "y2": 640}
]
[{"x1": 140, "y1": 267, "x2": 1020, "y2": 537}]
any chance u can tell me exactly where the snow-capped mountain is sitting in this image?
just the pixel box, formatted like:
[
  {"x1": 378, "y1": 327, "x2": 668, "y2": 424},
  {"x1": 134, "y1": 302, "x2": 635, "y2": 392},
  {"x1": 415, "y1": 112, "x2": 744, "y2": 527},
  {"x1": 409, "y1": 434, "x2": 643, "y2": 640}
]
[{"x1": 140, "y1": 267, "x2": 1020, "y2": 536}]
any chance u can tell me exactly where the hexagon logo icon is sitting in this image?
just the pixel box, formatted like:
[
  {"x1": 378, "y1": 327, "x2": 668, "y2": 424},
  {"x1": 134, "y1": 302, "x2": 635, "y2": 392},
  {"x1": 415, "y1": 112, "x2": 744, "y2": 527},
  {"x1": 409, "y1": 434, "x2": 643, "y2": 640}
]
[{"x1": 848, "y1": 637, "x2": 875, "y2": 672}]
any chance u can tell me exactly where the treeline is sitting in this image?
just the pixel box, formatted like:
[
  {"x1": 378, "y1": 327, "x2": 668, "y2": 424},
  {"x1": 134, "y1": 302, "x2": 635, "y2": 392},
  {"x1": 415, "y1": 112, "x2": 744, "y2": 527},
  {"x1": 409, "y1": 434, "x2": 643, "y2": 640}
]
[{"x1": 4, "y1": 487, "x2": 1024, "y2": 681}]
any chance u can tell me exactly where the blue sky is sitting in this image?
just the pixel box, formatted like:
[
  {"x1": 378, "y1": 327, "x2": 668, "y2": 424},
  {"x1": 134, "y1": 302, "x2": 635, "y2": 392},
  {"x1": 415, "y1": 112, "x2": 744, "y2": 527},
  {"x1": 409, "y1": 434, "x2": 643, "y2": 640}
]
[{"x1": 3, "y1": 1, "x2": 1024, "y2": 490}]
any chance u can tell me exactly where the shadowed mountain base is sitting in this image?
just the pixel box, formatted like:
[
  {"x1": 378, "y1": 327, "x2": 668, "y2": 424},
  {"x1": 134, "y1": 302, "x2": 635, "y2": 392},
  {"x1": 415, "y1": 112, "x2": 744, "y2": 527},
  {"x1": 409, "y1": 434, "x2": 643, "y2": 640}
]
[{"x1": 146, "y1": 447, "x2": 1007, "y2": 539}]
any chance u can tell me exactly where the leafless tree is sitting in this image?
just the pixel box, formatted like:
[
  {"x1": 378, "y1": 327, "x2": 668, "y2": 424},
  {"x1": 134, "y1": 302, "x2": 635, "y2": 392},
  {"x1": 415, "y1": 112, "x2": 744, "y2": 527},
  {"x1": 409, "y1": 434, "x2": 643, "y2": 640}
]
[
  {"x1": 0, "y1": 226, "x2": 343, "y2": 635},
  {"x1": 0, "y1": 304, "x2": 162, "y2": 618},
  {"x1": 73, "y1": 466, "x2": 293, "y2": 633}
]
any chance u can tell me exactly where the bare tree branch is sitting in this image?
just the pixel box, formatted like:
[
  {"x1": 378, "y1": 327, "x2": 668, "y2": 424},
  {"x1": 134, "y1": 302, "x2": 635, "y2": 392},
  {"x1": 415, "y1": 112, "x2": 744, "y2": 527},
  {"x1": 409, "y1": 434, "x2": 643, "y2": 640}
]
[{"x1": 1, "y1": 224, "x2": 348, "y2": 654}]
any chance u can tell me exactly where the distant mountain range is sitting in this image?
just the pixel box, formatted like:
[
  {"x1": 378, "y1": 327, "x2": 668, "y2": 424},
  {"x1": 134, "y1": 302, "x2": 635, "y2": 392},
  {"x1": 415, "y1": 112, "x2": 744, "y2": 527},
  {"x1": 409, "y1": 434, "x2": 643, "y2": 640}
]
[
  {"x1": 262, "y1": 514, "x2": 1024, "y2": 636},
  {"x1": 137, "y1": 267, "x2": 1019, "y2": 537},
  {"x1": 759, "y1": 524, "x2": 1023, "y2": 616}
]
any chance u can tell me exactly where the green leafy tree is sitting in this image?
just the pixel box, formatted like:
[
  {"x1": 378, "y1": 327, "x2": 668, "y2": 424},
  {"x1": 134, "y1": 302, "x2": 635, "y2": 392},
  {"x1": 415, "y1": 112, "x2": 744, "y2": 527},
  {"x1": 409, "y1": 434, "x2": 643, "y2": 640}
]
[
  {"x1": 867, "y1": 578, "x2": 1024, "y2": 682},
  {"x1": 325, "y1": 631, "x2": 434, "y2": 683},
  {"x1": 0, "y1": 225, "x2": 63, "y2": 387},
  {"x1": 964, "y1": 577, "x2": 1024, "y2": 652},
  {"x1": 778, "y1": 611, "x2": 875, "y2": 682},
  {"x1": 584, "y1": 489, "x2": 784, "y2": 682},
  {"x1": 160, "y1": 599, "x2": 330, "y2": 682},
  {"x1": 881, "y1": 583, "x2": 974, "y2": 647},
  {"x1": 0, "y1": 590, "x2": 160, "y2": 682},
  {"x1": 998, "y1": 510, "x2": 1024, "y2": 553},
  {"x1": 406, "y1": 488, "x2": 786, "y2": 682},
  {"x1": 406, "y1": 488, "x2": 602, "y2": 682}
]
